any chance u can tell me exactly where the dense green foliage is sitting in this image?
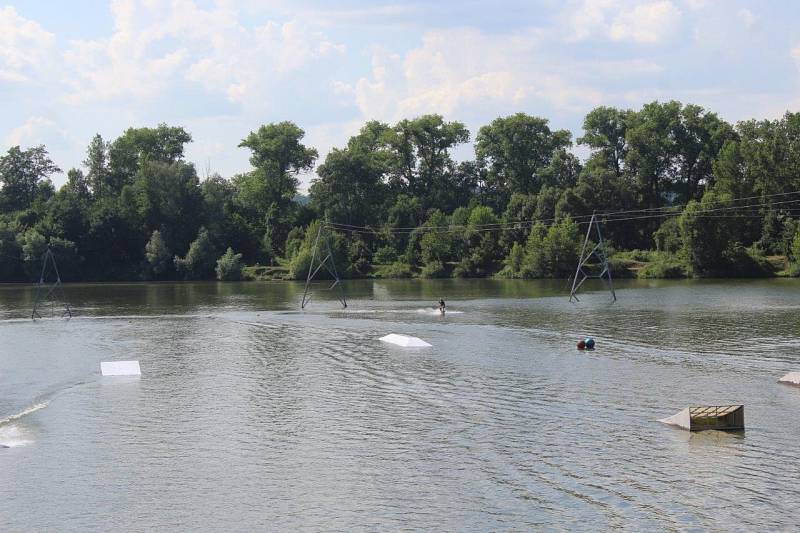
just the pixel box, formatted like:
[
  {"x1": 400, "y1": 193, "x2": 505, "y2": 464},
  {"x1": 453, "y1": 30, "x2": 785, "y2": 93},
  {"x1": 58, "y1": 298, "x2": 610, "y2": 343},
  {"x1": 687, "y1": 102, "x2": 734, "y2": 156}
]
[
  {"x1": 1, "y1": 103, "x2": 800, "y2": 282},
  {"x1": 215, "y1": 247, "x2": 245, "y2": 281}
]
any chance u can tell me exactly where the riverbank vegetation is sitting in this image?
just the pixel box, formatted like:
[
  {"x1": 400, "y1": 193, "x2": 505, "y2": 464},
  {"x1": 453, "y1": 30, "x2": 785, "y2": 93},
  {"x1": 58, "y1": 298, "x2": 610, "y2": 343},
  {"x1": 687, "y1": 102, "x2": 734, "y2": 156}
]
[{"x1": 1, "y1": 102, "x2": 800, "y2": 282}]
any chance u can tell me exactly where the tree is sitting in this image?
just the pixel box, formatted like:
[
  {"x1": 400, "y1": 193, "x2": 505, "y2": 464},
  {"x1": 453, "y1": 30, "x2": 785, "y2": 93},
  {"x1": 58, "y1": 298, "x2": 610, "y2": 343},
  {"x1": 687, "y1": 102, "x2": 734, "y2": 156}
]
[
  {"x1": 419, "y1": 210, "x2": 457, "y2": 275},
  {"x1": 387, "y1": 114, "x2": 470, "y2": 210},
  {"x1": 239, "y1": 122, "x2": 317, "y2": 178},
  {"x1": 455, "y1": 205, "x2": 500, "y2": 276},
  {"x1": 48, "y1": 237, "x2": 81, "y2": 281},
  {"x1": 84, "y1": 134, "x2": 110, "y2": 196},
  {"x1": 624, "y1": 101, "x2": 733, "y2": 208},
  {"x1": 515, "y1": 218, "x2": 580, "y2": 278},
  {"x1": 133, "y1": 160, "x2": 203, "y2": 254},
  {"x1": 64, "y1": 168, "x2": 90, "y2": 198},
  {"x1": 477, "y1": 113, "x2": 571, "y2": 199},
  {"x1": 714, "y1": 112, "x2": 800, "y2": 248},
  {"x1": 0, "y1": 145, "x2": 60, "y2": 211},
  {"x1": 501, "y1": 193, "x2": 538, "y2": 247},
  {"x1": 19, "y1": 228, "x2": 47, "y2": 280},
  {"x1": 237, "y1": 122, "x2": 317, "y2": 256},
  {"x1": 107, "y1": 124, "x2": 193, "y2": 194},
  {"x1": 670, "y1": 104, "x2": 735, "y2": 202},
  {"x1": 215, "y1": 247, "x2": 244, "y2": 281},
  {"x1": 145, "y1": 230, "x2": 172, "y2": 278},
  {"x1": 578, "y1": 106, "x2": 631, "y2": 178},
  {"x1": 174, "y1": 227, "x2": 216, "y2": 280},
  {"x1": 0, "y1": 222, "x2": 22, "y2": 281},
  {"x1": 310, "y1": 121, "x2": 391, "y2": 227},
  {"x1": 383, "y1": 194, "x2": 423, "y2": 262},
  {"x1": 678, "y1": 190, "x2": 744, "y2": 275}
]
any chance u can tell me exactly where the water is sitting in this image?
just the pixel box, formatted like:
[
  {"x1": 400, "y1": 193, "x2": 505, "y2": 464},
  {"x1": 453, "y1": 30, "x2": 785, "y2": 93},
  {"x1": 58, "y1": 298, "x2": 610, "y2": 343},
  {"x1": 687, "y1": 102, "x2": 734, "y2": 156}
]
[{"x1": 1, "y1": 279, "x2": 800, "y2": 530}]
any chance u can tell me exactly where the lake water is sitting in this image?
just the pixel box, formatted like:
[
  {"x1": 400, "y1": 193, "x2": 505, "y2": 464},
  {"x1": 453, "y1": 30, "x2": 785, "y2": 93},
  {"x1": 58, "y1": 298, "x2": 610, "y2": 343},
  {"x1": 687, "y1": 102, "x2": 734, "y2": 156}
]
[{"x1": 1, "y1": 279, "x2": 800, "y2": 530}]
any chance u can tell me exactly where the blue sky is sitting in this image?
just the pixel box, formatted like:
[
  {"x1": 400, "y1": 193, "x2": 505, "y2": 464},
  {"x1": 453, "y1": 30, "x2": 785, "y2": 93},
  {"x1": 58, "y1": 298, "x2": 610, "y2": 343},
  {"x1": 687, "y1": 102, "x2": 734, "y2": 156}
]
[{"x1": 2, "y1": 0, "x2": 799, "y2": 190}]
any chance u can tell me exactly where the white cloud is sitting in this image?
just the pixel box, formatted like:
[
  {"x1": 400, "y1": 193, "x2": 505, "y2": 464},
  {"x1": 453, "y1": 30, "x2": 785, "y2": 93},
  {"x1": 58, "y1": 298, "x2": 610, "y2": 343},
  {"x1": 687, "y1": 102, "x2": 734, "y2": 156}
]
[
  {"x1": 5, "y1": 117, "x2": 57, "y2": 147},
  {"x1": 3, "y1": 116, "x2": 81, "y2": 176},
  {"x1": 792, "y1": 46, "x2": 800, "y2": 67},
  {"x1": 186, "y1": 19, "x2": 345, "y2": 106},
  {"x1": 737, "y1": 8, "x2": 757, "y2": 29},
  {"x1": 0, "y1": 6, "x2": 56, "y2": 83},
  {"x1": 62, "y1": 0, "x2": 345, "y2": 107},
  {"x1": 566, "y1": 0, "x2": 682, "y2": 44},
  {"x1": 683, "y1": 0, "x2": 709, "y2": 9},
  {"x1": 348, "y1": 28, "x2": 603, "y2": 123},
  {"x1": 567, "y1": 0, "x2": 617, "y2": 42},
  {"x1": 609, "y1": 1, "x2": 682, "y2": 43}
]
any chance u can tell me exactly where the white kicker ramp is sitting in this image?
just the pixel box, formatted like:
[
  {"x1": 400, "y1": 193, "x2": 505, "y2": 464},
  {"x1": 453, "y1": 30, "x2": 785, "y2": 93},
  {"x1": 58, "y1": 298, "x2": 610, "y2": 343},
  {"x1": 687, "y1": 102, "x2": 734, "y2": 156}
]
[
  {"x1": 778, "y1": 372, "x2": 800, "y2": 386},
  {"x1": 379, "y1": 334, "x2": 432, "y2": 348},
  {"x1": 658, "y1": 408, "x2": 691, "y2": 430},
  {"x1": 101, "y1": 361, "x2": 141, "y2": 376}
]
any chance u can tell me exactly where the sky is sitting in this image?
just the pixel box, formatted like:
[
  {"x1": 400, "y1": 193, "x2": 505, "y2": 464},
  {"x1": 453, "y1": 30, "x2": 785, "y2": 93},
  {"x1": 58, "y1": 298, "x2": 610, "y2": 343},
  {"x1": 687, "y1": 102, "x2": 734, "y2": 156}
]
[{"x1": 2, "y1": 0, "x2": 799, "y2": 190}]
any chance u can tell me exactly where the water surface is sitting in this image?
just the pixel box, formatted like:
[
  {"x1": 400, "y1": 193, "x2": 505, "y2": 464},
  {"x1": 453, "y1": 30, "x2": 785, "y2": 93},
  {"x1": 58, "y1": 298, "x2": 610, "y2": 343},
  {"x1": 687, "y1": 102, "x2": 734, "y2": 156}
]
[{"x1": 1, "y1": 279, "x2": 799, "y2": 530}]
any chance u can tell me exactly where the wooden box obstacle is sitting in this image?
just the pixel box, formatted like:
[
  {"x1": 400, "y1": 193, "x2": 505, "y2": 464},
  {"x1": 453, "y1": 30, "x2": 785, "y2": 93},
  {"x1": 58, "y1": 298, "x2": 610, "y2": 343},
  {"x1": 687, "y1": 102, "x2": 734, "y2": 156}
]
[{"x1": 659, "y1": 405, "x2": 744, "y2": 431}]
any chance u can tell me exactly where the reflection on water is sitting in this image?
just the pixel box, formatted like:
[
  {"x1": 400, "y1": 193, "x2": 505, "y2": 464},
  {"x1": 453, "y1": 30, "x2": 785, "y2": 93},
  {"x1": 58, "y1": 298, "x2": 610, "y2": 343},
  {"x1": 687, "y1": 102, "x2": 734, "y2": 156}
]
[{"x1": 1, "y1": 279, "x2": 800, "y2": 530}]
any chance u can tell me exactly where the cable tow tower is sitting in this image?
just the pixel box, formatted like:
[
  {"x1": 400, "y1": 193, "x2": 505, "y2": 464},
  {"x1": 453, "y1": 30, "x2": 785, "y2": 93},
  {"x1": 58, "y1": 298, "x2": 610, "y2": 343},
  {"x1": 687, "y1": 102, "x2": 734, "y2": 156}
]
[
  {"x1": 569, "y1": 213, "x2": 616, "y2": 303},
  {"x1": 301, "y1": 224, "x2": 347, "y2": 309},
  {"x1": 31, "y1": 246, "x2": 73, "y2": 319}
]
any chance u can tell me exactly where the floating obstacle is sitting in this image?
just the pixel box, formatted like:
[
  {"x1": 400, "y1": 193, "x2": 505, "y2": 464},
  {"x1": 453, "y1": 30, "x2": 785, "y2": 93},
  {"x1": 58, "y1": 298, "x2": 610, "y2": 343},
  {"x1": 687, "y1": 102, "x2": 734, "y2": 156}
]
[
  {"x1": 778, "y1": 372, "x2": 800, "y2": 387},
  {"x1": 379, "y1": 334, "x2": 432, "y2": 348},
  {"x1": 577, "y1": 337, "x2": 595, "y2": 350},
  {"x1": 659, "y1": 405, "x2": 744, "y2": 431},
  {"x1": 100, "y1": 361, "x2": 141, "y2": 376}
]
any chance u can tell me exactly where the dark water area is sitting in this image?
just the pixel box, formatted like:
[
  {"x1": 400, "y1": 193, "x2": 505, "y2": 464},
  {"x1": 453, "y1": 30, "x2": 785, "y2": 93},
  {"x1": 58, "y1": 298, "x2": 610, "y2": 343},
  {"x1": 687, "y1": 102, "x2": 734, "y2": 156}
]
[{"x1": 1, "y1": 279, "x2": 800, "y2": 530}]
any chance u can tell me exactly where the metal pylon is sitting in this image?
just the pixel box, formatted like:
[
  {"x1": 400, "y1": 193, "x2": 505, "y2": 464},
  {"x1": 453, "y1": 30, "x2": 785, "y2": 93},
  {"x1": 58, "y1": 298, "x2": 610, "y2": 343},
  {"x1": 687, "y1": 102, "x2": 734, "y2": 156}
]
[
  {"x1": 569, "y1": 213, "x2": 616, "y2": 303},
  {"x1": 300, "y1": 224, "x2": 347, "y2": 309},
  {"x1": 31, "y1": 246, "x2": 73, "y2": 319}
]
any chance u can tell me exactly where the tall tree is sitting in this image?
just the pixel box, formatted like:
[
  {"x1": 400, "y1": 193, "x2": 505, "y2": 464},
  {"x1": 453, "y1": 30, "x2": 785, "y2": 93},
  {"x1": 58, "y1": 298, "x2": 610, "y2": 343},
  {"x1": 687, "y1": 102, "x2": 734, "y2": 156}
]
[
  {"x1": 476, "y1": 113, "x2": 571, "y2": 198},
  {"x1": 84, "y1": 134, "x2": 110, "y2": 196},
  {"x1": 387, "y1": 114, "x2": 470, "y2": 210},
  {"x1": 310, "y1": 121, "x2": 392, "y2": 227},
  {"x1": 107, "y1": 124, "x2": 193, "y2": 194},
  {"x1": 578, "y1": 106, "x2": 631, "y2": 178},
  {"x1": 0, "y1": 145, "x2": 60, "y2": 212},
  {"x1": 236, "y1": 121, "x2": 317, "y2": 256},
  {"x1": 133, "y1": 160, "x2": 203, "y2": 255}
]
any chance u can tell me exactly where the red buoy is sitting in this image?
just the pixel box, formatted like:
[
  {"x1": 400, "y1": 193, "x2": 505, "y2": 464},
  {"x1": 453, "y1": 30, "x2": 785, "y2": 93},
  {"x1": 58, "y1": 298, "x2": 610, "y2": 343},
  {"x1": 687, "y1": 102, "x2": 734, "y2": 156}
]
[{"x1": 577, "y1": 340, "x2": 586, "y2": 350}]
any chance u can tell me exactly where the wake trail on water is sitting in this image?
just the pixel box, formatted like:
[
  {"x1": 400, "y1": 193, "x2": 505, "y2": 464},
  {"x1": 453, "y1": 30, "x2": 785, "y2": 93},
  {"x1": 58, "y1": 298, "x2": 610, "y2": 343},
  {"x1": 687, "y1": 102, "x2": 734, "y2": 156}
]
[
  {"x1": 0, "y1": 400, "x2": 50, "y2": 428},
  {"x1": 328, "y1": 308, "x2": 465, "y2": 315},
  {"x1": 0, "y1": 401, "x2": 50, "y2": 448},
  {"x1": 0, "y1": 377, "x2": 95, "y2": 448},
  {"x1": 0, "y1": 314, "x2": 216, "y2": 325}
]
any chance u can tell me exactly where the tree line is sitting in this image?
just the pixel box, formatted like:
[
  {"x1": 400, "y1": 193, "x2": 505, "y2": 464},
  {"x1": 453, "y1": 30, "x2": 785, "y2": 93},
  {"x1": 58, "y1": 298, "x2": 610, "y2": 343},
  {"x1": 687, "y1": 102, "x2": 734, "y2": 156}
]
[{"x1": 2, "y1": 101, "x2": 800, "y2": 283}]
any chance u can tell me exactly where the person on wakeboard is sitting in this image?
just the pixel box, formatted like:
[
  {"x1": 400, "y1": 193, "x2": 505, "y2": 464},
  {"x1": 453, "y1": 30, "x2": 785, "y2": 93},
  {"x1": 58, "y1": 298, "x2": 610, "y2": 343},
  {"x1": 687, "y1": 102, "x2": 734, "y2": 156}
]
[{"x1": 438, "y1": 298, "x2": 446, "y2": 315}]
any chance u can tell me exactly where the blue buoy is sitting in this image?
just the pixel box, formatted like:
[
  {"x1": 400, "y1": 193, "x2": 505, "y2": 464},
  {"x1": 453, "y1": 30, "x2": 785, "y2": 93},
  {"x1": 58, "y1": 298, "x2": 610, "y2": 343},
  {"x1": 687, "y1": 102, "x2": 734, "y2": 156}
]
[{"x1": 584, "y1": 337, "x2": 595, "y2": 350}]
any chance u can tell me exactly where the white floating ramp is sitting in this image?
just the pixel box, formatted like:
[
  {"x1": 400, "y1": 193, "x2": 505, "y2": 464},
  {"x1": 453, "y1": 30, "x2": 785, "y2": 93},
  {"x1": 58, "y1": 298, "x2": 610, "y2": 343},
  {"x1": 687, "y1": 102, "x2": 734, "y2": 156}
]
[
  {"x1": 778, "y1": 372, "x2": 800, "y2": 386},
  {"x1": 101, "y1": 361, "x2": 141, "y2": 376},
  {"x1": 659, "y1": 405, "x2": 744, "y2": 431},
  {"x1": 379, "y1": 334, "x2": 432, "y2": 348}
]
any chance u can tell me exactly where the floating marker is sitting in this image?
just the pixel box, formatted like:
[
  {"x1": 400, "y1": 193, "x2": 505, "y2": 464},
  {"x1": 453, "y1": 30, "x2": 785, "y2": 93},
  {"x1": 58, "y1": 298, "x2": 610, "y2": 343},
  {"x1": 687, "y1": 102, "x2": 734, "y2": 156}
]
[
  {"x1": 101, "y1": 361, "x2": 141, "y2": 376},
  {"x1": 778, "y1": 372, "x2": 800, "y2": 386},
  {"x1": 659, "y1": 405, "x2": 744, "y2": 432},
  {"x1": 379, "y1": 334, "x2": 432, "y2": 348}
]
